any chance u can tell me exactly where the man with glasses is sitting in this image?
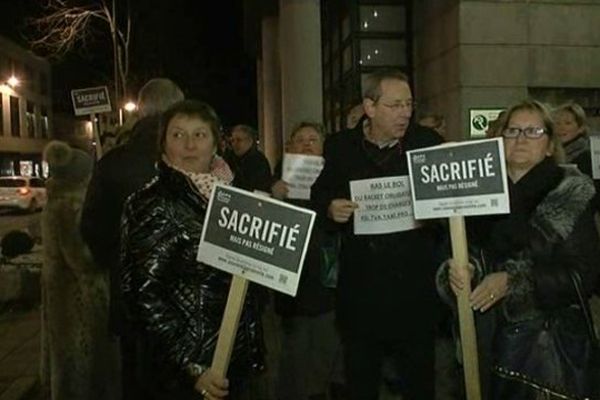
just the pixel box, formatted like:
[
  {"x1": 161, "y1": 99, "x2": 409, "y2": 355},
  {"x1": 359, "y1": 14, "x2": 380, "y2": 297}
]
[{"x1": 311, "y1": 68, "x2": 444, "y2": 400}]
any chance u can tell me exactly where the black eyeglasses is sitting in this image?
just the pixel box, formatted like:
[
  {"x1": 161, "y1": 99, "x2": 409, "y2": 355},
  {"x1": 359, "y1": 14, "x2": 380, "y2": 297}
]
[{"x1": 501, "y1": 126, "x2": 548, "y2": 139}]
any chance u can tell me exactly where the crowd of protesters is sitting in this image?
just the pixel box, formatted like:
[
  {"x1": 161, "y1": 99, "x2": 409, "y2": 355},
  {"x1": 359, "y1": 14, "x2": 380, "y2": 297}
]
[{"x1": 39, "y1": 68, "x2": 600, "y2": 400}]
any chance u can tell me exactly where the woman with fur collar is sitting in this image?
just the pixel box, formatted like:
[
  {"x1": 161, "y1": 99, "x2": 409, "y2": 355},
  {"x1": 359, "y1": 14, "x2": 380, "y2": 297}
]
[
  {"x1": 41, "y1": 141, "x2": 120, "y2": 400},
  {"x1": 120, "y1": 100, "x2": 264, "y2": 400},
  {"x1": 437, "y1": 100, "x2": 600, "y2": 400}
]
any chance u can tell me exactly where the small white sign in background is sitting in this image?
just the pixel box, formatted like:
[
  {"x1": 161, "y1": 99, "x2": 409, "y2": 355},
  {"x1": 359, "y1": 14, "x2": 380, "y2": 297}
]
[{"x1": 281, "y1": 154, "x2": 325, "y2": 200}]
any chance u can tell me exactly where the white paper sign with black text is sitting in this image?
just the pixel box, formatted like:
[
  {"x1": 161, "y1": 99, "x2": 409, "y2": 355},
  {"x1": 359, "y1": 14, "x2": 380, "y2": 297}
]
[
  {"x1": 350, "y1": 176, "x2": 420, "y2": 235},
  {"x1": 281, "y1": 154, "x2": 325, "y2": 200},
  {"x1": 407, "y1": 138, "x2": 510, "y2": 219},
  {"x1": 197, "y1": 184, "x2": 316, "y2": 296}
]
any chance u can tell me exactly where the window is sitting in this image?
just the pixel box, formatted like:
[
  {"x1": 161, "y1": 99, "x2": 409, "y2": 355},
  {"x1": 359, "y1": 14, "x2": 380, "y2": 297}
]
[
  {"x1": 40, "y1": 106, "x2": 49, "y2": 138},
  {"x1": 40, "y1": 72, "x2": 49, "y2": 95},
  {"x1": 359, "y1": 39, "x2": 407, "y2": 67},
  {"x1": 359, "y1": 5, "x2": 406, "y2": 32},
  {"x1": 26, "y1": 101, "x2": 35, "y2": 138},
  {"x1": 29, "y1": 178, "x2": 45, "y2": 188},
  {"x1": 10, "y1": 96, "x2": 20, "y2": 137}
]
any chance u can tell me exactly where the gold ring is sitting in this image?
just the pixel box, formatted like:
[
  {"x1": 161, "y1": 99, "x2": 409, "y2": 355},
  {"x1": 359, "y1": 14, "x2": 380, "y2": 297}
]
[{"x1": 201, "y1": 388, "x2": 208, "y2": 397}]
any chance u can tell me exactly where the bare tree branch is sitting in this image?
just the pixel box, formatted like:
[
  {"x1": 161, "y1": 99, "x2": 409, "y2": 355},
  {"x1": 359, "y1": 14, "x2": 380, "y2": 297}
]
[{"x1": 27, "y1": 0, "x2": 132, "y2": 105}]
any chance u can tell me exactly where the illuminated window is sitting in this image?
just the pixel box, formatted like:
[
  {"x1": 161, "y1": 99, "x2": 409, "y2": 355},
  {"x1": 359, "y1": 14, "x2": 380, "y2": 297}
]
[{"x1": 10, "y1": 96, "x2": 20, "y2": 137}]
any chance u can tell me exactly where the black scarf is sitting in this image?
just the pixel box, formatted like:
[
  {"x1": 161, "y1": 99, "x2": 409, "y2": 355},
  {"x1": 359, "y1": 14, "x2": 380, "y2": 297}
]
[{"x1": 469, "y1": 158, "x2": 563, "y2": 263}]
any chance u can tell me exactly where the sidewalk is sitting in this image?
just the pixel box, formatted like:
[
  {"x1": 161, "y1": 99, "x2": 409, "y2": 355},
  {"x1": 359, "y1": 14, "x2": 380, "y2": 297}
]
[{"x1": 0, "y1": 306, "x2": 40, "y2": 400}]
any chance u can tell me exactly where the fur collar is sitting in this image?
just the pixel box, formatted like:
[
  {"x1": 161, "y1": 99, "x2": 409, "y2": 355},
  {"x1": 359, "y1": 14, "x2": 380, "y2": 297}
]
[{"x1": 530, "y1": 165, "x2": 595, "y2": 243}]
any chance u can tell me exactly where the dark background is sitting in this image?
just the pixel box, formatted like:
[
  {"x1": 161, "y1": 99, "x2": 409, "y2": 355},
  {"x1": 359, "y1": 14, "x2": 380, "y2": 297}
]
[{"x1": 0, "y1": 0, "x2": 258, "y2": 128}]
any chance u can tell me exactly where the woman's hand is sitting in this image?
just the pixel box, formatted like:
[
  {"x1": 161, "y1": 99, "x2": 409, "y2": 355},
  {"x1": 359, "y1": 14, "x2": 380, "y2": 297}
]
[
  {"x1": 448, "y1": 258, "x2": 474, "y2": 297},
  {"x1": 470, "y1": 272, "x2": 508, "y2": 312},
  {"x1": 194, "y1": 368, "x2": 229, "y2": 399},
  {"x1": 271, "y1": 180, "x2": 289, "y2": 200}
]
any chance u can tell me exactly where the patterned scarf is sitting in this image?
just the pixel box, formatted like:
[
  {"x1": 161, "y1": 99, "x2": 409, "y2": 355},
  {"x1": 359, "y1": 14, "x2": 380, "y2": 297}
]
[{"x1": 169, "y1": 155, "x2": 234, "y2": 200}]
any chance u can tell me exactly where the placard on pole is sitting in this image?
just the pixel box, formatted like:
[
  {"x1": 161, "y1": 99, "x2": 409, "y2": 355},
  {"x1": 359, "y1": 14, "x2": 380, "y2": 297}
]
[
  {"x1": 407, "y1": 138, "x2": 510, "y2": 400},
  {"x1": 197, "y1": 184, "x2": 316, "y2": 377}
]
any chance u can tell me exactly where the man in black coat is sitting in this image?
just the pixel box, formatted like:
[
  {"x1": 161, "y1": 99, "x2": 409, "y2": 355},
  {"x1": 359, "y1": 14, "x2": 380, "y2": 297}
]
[
  {"x1": 226, "y1": 124, "x2": 273, "y2": 193},
  {"x1": 311, "y1": 69, "x2": 444, "y2": 400},
  {"x1": 80, "y1": 78, "x2": 184, "y2": 399}
]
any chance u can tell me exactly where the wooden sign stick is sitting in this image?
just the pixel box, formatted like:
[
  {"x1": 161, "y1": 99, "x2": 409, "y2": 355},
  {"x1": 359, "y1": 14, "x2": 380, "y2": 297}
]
[
  {"x1": 91, "y1": 113, "x2": 103, "y2": 160},
  {"x1": 449, "y1": 216, "x2": 482, "y2": 400},
  {"x1": 211, "y1": 275, "x2": 249, "y2": 378}
]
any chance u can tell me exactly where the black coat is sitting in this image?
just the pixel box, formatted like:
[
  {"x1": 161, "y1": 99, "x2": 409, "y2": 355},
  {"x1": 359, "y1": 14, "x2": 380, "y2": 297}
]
[
  {"x1": 120, "y1": 161, "x2": 264, "y2": 392},
  {"x1": 311, "y1": 122, "x2": 444, "y2": 337},
  {"x1": 437, "y1": 159, "x2": 600, "y2": 399},
  {"x1": 271, "y1": 161, "x2": 336, "y2": 318},
  {"x1": 80, "y1": 116, "x2": 161, "y2": 333},
  {"x1": 226, "y1": 147, "x2": 273, "y2": 193}
]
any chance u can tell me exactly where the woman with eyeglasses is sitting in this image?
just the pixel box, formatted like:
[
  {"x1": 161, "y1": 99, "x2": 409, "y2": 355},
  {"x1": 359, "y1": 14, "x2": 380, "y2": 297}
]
[{"x1": 437, "y1": 100, "x2": 600, "y2": 400}]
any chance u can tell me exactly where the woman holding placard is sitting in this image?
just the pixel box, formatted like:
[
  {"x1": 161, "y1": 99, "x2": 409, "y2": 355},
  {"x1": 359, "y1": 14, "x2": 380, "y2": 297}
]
[
  {"x1": 271, "y1": 122, "x2": 344, "y2": 400},
  {"x1": 121, "y1": 100, "x2": 264, "y2": 400},
  {"x1": 437, "y1": 100, "x2": 599, "y2": 400}
]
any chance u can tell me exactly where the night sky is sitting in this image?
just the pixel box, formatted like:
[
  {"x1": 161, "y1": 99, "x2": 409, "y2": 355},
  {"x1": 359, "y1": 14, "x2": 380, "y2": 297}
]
[{"x1": 0, "y1": 0, "x2": 258, "y2": 128}]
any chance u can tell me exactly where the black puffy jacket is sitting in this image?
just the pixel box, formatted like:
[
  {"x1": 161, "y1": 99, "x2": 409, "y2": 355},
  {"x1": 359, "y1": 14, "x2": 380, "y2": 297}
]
[{"x1": 120, "y1": 161, "x2": 264, "y2": 388}]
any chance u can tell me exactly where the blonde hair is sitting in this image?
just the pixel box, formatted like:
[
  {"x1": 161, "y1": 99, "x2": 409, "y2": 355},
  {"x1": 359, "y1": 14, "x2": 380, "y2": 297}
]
[
  {"x1": 553, "y1": 101, "x2": 588, "y2": 135},
  {"x1": 502, "y1": 99, "x2": 565, "y2": 164}
]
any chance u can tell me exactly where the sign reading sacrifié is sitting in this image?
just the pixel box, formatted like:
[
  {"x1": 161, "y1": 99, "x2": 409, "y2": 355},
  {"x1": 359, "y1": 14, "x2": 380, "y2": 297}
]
[
  {"x1": 197, "y1": 184, "x2": 315, "y2": 296},
  {"x1": 407, "y1": 138, "x2": 510, "y2": 219}
]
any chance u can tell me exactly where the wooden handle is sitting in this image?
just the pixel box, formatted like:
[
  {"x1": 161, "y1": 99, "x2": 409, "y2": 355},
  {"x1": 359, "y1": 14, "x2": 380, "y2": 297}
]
[
  {"x1": 211, "y1": 275, "x2": 249, "y2": 378},
  {"x1": 449, "y1": 216, "x2": 482, "y2": 400}
]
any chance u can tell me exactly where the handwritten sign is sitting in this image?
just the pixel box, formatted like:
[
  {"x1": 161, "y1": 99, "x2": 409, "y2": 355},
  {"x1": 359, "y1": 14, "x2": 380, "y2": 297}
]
[
  {"x1": 349, "y1": 176, "x2": 420, "y2": 235},
  {"x1": 282, "y1": 154, "x2": 325, "y2": 200}
]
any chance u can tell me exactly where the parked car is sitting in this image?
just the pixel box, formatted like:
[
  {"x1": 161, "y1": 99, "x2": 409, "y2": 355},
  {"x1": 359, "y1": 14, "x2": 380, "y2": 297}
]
[{"x1": 0, "y1": 176, "x2": 47, "y2": 212}]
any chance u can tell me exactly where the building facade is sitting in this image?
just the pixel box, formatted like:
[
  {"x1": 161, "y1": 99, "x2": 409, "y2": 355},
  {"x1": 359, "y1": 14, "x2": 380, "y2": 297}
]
[
  {"x1": 0, "y1": 35, "x2": 52, "y2": 177},
  {"x1": 246, "y1": 0, "x2": 600, "y2": 165}
]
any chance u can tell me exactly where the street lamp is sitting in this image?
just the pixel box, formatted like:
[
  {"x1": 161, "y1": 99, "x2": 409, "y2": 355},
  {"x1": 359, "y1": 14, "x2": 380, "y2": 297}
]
[
  {"x1": 123, "y1": 101, "x2": 137, "y2": 112},
  {"x1": 7, "y1": 75, "x2": 19, "y2": 88},
  {"x1": 118, "y1": 101, "x2": 137, "y2": 126}
]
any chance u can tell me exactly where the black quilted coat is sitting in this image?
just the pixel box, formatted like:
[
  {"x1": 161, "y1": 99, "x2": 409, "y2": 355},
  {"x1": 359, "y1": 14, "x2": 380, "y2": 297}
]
[{"x1": 120, "y1": 161, "x2": 264, "y2": 395}]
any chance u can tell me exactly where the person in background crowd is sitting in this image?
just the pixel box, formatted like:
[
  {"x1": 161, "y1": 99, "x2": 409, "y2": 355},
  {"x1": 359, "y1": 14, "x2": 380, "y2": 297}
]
[
  {"x1": 80, "y1": 78, "x2": 184, "y2": 399},
  {"x1": 554, "y1": 101, "x2": 599, "y2": 211},
  {"x1": 226, "y1": 124, "x2": 273, "y2": 193},
  {"x1": 121, "y1": 100, "x2": 264, "y2": 400},
  {"x1": 438, "y1": 100, "x2": 600, "y2": 400},
  {"x1": 419, "y1": 112, "x2": 446, "y2": 138},
  {"x1": 485, "y1": 111, "x2": 507, "y2": 138},
  {"x1": 271, "y1": 122, "x2": 343, "y2": 400},
  {"x1": 41, "y1": 141, "x2": 119, "y2": 400},
  {"x1": 311, "y1": 68, "x2": 444, "y2": 400}
]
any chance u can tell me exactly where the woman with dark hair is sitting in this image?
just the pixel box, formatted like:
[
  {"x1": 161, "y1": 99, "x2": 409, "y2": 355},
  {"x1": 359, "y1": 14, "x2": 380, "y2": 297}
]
[
  {"x1": 437, "y1": 100, "x2": 600, "y2": 400},
  {"x1": 121, "y1": 100, "x2": 264, "y2": 400}
]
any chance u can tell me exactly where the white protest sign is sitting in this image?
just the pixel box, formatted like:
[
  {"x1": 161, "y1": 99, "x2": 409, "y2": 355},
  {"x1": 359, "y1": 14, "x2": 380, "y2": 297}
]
[
  {"x1": 349, "y1": 176, "x2": 420, "y2": 235},
  {"x1": 281, "y1": 153, "x2": 325, "y2": 200},
  {"x1": 590, "y1": 136, "x2": 600, "y2": 179},
  {"x1": 407, "y1": 138, "x2": 510, "y2": 219},
  {"x1": 197, "y1": 184, "x2": 315, "y2": 296}
]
